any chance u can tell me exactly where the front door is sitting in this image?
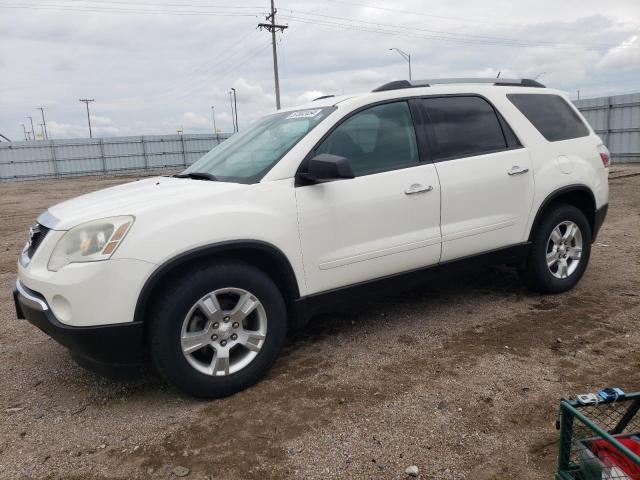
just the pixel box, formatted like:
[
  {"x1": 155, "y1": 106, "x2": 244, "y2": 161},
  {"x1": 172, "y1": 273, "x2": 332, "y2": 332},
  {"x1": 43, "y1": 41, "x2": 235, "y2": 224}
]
[{"x1": 295, "y1": 100, "x2": 442, "y2": 295}]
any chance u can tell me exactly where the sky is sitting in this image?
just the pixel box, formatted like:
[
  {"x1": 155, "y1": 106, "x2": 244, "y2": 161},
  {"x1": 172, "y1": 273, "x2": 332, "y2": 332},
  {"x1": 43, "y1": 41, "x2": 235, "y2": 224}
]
[{"x1": 0, "y1": 0, "x2": 639, "y2": 141}]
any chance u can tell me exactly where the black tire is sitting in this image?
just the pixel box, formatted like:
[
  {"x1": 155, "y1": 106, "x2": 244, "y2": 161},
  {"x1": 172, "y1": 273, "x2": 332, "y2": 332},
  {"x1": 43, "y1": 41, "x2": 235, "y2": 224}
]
[
  {"x1": 148, "y1": 261, "x2": 287, "y2": 398},
  {"x1": 519, "y1": 203, "x2": 592, "y2": 294}
]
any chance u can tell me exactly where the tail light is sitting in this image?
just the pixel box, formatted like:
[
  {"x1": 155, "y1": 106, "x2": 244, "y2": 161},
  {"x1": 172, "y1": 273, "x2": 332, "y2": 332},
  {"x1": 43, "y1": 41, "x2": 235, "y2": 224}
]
[{"x1": 597, "y1": 144, "x2": 610, "y2": 168}]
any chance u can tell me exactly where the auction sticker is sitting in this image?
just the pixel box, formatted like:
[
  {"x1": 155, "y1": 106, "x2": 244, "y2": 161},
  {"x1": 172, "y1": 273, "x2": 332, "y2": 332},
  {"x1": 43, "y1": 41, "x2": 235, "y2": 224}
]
[{"x1": 286, "y1": 109, "x2": 322, "y2": 119}]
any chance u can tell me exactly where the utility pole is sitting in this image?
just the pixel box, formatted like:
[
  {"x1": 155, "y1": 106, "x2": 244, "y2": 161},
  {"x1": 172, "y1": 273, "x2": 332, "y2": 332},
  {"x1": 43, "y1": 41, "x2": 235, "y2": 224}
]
[
  {"x1": 258, "y1": 0, "x2": 288, "y2": 110},
  {"x1": 211, "y1": 106, "x2": 220, "y2": 143},
  {"x1": 576, "y1": 89, "x2": 580, "y2": 100},
  {"x1": 389, "y1": 48, "x2": 412, "y2": 80},
  {"x1": 79, "y1": 98, "x2": 95, "y2": 138},
  {"x1": 21, "y1": 124, "x2": 29, "y2": 141},
  {"x1": 26, "y1": 116, "x2": 35, "y2": 140},
  {"x1": 231, "y1": 87, "x2": 239, "y2": 132},
  {"x1": 37, "y1": 107, "x2": 49, "y2": 139},
  {"x1": 39, "y1": 123, "x2": 46, "y2": 140},
  {"x1": 229, "y1": 91, "x2": 236, "y2": 132}
]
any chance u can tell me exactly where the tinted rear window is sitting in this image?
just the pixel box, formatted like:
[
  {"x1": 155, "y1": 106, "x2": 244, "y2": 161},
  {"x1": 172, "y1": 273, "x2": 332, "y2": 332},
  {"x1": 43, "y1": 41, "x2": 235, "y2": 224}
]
[
  {"x1": 508, "y1": 93, "x2": 589, "y2": 142},
  {"x1": 421, "y1": 96, "x2": 508, "y2": 160}
]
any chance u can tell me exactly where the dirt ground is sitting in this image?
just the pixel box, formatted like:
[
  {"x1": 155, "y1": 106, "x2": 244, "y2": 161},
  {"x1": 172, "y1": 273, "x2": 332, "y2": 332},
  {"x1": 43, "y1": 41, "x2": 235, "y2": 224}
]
[{"x1": 0, "y1": 166, "x2": 639, "y2": 480}]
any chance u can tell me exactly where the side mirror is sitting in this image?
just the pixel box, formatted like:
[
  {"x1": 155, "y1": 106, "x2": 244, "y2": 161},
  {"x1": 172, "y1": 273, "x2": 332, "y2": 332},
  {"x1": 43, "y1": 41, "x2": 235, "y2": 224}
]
[{"x1": 298, "y1": 154, "x2": 355, "y2": 184}]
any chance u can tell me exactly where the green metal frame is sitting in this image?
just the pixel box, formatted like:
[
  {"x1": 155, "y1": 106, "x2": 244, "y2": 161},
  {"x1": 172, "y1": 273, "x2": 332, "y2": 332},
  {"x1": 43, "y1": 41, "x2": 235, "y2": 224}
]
[{"x1": 556, "y1": 392, "x2": 640, "y2": 479}]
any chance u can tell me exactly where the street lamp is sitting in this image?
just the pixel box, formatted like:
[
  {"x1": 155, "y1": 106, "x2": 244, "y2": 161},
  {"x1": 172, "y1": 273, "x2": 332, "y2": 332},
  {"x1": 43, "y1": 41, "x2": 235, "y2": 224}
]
[{"x1": 389, "y1": 48, "x2": 412, "y2": 80}]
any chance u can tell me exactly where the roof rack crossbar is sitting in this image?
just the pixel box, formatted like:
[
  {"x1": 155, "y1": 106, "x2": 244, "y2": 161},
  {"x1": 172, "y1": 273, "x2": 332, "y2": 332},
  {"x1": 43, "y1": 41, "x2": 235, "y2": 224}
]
[{"x1": 372, "y1": 78, "x2": 545, "y2": 92}]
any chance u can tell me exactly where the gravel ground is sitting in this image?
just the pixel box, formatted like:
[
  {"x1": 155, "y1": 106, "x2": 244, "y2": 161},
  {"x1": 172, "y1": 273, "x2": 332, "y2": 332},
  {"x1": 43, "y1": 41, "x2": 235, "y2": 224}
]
[{"x1": 0, "y1": 166, "x2": 639, "y2": 480}]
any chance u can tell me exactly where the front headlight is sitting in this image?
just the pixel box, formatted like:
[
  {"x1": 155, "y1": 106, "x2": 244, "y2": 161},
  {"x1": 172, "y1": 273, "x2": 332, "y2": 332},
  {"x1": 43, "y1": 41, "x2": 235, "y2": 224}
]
[{"x1": 48, "y1": 216, "x2": 134, "y2": 271}]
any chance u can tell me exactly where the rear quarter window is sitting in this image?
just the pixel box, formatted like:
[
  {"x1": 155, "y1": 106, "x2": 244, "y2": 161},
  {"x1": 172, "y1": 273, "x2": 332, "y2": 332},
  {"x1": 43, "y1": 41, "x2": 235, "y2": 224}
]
[{"x1": 507, "y1": 93, "x2": 589, "y2": 142}]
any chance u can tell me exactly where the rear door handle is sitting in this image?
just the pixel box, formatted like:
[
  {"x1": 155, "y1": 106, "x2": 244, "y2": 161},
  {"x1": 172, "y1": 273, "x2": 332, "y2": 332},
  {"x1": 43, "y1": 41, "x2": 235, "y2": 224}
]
[
  {"x1": 404, "y1": 183, "x2": 433, "y2": 195},
  {"x1": 508, "y1": 165, "x2": 529, "y2": 176}
]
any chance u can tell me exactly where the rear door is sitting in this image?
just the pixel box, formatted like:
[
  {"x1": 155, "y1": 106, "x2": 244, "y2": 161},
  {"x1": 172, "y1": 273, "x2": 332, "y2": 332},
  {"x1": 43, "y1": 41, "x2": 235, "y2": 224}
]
[{"x1": 417, "y1": 95, "x2": 534, "y2": 262}]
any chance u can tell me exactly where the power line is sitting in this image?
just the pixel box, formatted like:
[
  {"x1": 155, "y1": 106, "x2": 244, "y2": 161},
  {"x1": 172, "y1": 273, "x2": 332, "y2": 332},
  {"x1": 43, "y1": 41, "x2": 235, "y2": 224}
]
[
  {"x1": 30, "y1": 0, "x2": 264, "y2": 9},
  {"x1": 279, "y1": 10, "x2": 621, "y2": 49},
  {"x1": 156, "y1": 40, "x2": 272, "y2": 106},
  {"x1": 148, "y1": 29, "x2": 263, "y2": 101},
  {"x1": 284, "y1": 9, "x2": 610, "y2": 47},
  {"x1": 323, "y1": 0, "x2": 540, "y2": 29},
  {"x1": 278, "y1": 14, "x2": 621, "y2": 50},
  {"x1": 0, "y1": 2, "x2": 264, "y2": 17}
]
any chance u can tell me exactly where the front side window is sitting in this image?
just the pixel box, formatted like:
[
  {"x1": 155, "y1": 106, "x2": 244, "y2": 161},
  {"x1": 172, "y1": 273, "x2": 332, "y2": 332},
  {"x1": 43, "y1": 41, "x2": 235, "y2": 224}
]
[
  {"x1": 314, "y1": 101, "x2": 419, "y2": 176},
  {"x1": 508, "y1": 93, "x2": 589, "y2": 142},
  {"x1": 421, "y1": 96, "x2": 508, "y2": 161},
  {"x1": 184, "y1": 107, "x2": 334, "y2": 183}
]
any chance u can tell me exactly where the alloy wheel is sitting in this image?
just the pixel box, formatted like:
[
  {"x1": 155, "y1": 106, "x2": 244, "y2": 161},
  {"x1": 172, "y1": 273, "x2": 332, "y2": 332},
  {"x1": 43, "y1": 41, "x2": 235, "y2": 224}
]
[
  {"x1": 180, "y1": 288, "x2": 267, "y2": 376},
  {"x1": 546, "y1": 220, "x2": 583, "y2": 279}
]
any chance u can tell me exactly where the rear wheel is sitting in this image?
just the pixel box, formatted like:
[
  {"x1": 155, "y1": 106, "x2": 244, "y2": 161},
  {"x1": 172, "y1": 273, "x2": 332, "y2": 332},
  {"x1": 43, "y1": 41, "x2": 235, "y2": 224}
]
[
  {"x1": 519, "y1": 204, "x2": 591, "y2": 293},
  {"x1": 148, "y1": 261, "x2": 287, "y2": 398}
]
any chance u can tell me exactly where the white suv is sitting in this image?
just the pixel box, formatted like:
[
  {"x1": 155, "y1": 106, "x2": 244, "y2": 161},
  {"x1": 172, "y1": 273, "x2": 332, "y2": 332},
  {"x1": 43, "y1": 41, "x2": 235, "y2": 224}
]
[{"x1": 13, "y1": 78, "x2": 609, "y2": 397}]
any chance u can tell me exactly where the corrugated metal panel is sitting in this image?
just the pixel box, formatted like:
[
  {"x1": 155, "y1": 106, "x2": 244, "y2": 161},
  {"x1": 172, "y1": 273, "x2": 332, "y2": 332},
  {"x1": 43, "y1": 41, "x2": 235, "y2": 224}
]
[
  {"x1": 5, "y1": 94, "x2": 636, "y2": 181},
  {"x1": 575, "y1": 92, "x2": 640, "y2": 163},
  {"x1": 0, "y1": 133, "x2": 230, "y2": 181}
]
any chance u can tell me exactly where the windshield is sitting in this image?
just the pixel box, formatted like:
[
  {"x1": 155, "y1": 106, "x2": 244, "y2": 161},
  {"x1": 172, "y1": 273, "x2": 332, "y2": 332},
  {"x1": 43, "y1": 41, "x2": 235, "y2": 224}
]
[{"x1": 182, "y1": 106, "x2": 335, "y2": 183}]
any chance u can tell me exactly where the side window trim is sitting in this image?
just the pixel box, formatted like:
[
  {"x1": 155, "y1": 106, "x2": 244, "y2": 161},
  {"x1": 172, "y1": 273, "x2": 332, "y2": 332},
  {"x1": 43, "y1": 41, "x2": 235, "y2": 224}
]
[
  {"x1": 496, "y1": 111, "x2": 523, "y2": 149},
  {"x1": 407, "y1": 98, "x2": 434, "y2": 164},
  {"x1": 295, "y1": 99, "x2": 427, "y2": 183},
  {"x1": 416, "y1": 94, "x2": 524, "y2": 163}
]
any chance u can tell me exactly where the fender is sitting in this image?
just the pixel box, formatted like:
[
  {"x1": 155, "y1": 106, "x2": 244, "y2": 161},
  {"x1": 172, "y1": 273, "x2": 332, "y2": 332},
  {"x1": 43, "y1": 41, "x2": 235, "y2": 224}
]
[
  {"x1": 528, "y1": 184, "x2": 597, "y2": 242},
  {"x1": 133, "y1": 240, "x2": 301, "y2": 325}
]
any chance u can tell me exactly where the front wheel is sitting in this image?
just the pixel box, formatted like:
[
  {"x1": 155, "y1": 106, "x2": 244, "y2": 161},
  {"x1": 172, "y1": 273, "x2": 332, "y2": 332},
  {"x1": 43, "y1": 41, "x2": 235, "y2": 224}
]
[
  {"x1": 519, "y1": 203, "x2": 592, "y2": 294},
  {"x1": 148, "y1": 261, "x2": 287, "y2": 398}
]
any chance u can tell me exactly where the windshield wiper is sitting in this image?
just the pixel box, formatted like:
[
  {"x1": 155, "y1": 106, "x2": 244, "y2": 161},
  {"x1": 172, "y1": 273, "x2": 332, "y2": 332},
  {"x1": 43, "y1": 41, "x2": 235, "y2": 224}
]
[{"x1": 174, "y1": 172, "x2": 218, "y2": 181}]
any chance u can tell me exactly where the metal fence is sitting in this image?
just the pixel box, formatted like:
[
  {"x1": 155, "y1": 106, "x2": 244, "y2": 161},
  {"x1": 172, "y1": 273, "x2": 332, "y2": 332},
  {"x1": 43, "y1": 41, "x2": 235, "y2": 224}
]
[
  {"x1": 0, "y1": 133, "x2": 230, "y2": 181},
  {"x1": 1, "y1": 92, "x2": 638, "y2": 182},
  {"x1": 575, "y1": 92, "x2": 640, "y2": 164}
]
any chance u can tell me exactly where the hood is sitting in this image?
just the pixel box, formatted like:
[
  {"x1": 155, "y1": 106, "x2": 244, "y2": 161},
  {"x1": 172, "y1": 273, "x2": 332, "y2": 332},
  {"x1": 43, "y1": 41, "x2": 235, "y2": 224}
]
[{"x1": 42, "y1": 176, "x2": 246, "y2": 230}]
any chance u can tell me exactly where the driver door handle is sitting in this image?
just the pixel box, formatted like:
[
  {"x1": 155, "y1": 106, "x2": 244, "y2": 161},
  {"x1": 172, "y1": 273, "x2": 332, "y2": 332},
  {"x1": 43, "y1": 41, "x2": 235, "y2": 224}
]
[
  {"x1": 404, "y1": 183, "x2": 433, "y2": 195},
  {"x1": 508, "y1": 165, "x2": 529, "y2": 176}
]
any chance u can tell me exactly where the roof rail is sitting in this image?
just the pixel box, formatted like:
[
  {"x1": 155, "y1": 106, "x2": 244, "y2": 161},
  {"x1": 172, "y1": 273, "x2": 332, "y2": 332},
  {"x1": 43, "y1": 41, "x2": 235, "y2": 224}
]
[
  {"x1": 312, "y1": 94, "x2": 336, "y2": 101},
  {"x1": 371, "y1": 78, "x2": 545, "y2": 92}
]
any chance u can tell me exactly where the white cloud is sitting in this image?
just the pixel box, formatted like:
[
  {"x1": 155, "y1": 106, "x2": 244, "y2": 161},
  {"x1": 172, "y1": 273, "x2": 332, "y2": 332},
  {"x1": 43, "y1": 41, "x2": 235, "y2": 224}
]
[
  {"x1": 597, "y1": 34, "x2": 640, "y2": 70},
  {"x1": 512, "y1": 47, "x2": 601, "y2": 87},
  {"x1": 1, "y1": 1, "x2": 639, "y2": 139},
  {"x1": 180, "y1": 112, "x2": 211, "y2": 130}
]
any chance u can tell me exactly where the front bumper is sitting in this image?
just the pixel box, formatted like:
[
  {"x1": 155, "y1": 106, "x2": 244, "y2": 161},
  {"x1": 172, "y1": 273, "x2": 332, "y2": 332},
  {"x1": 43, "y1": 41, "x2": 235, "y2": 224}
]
[{"x1": 13, "y1": 280, "x2": 143, "y2": 366}]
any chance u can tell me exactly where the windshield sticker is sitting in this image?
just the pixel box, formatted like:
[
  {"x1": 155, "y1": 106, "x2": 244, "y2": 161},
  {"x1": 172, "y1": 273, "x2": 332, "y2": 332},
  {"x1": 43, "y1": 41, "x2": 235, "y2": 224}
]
[{"x1": 286, "y1": 109, "x2": 322, "y2": 119}]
